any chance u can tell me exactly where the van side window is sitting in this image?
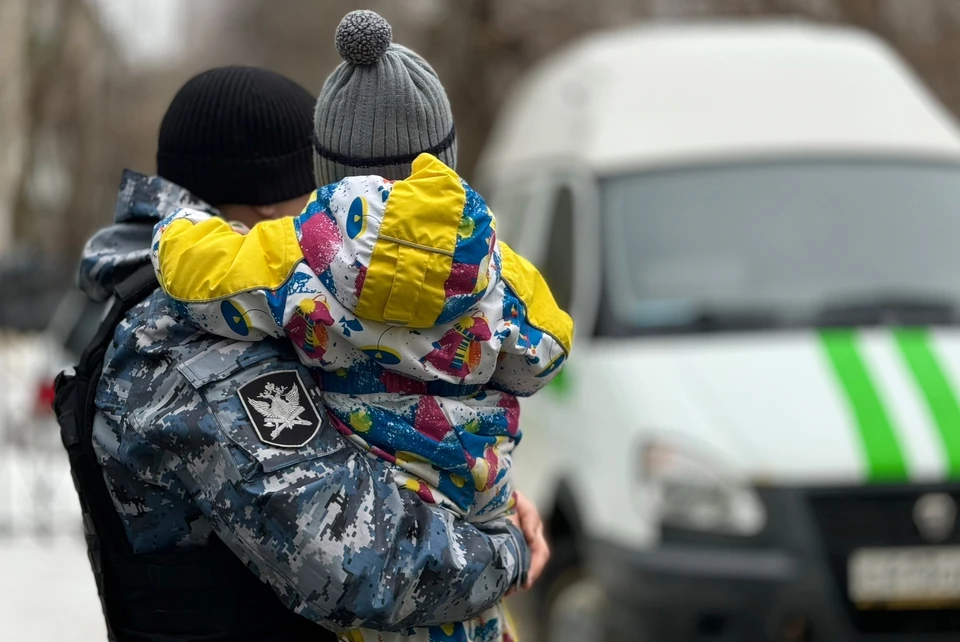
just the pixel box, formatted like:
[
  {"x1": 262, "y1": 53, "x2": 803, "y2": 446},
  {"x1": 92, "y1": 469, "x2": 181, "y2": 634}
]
[{"x1": 542, "y1": 185, "x2": 575, "y2": 311}]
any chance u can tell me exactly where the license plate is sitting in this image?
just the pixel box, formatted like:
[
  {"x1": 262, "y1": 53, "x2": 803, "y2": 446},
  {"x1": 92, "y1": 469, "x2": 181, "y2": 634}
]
[{"x1": 848, "y1": 546, "x2": 960, "y2": 610}]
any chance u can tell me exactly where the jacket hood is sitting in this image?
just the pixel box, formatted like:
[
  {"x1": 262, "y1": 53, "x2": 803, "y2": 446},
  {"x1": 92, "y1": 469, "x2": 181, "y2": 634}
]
[
  {"x1": 78, "y1": 169, "x2": 215, "y2": 301},
  {"x1": 301, "y1": 153, "x2": 499, "y2": 328}
]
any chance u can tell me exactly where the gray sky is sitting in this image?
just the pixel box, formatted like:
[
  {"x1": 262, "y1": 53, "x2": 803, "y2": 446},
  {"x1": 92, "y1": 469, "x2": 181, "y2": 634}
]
[{"x1": 90, "y1": 0, "x2": 189, "y2": 64}]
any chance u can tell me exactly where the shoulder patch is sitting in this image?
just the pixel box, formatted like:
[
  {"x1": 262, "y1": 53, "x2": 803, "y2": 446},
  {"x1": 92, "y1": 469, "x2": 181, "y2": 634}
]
[{"x1": 236, "y1": 370, "x2": 322, "y2": 448}]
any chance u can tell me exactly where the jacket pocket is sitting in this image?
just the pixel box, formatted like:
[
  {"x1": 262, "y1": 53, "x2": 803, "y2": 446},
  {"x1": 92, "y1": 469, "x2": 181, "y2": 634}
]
[{"x1": 176, "y1": 339, "x2": 335, "y2": 478}]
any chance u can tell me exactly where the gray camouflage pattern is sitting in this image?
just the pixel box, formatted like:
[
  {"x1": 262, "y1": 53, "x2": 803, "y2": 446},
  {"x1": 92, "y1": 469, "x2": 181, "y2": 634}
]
[
  {"x1": 78, "y1": 169, "x2": 215, "y2": 302},
  {"x1": 78, "y1": 170, "x2": 529, "y2": 633}
]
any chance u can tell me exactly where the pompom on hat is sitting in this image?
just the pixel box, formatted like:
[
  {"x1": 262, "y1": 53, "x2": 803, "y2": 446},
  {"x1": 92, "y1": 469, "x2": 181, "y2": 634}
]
[
  {"x1": 335, "y1": 9, "x2": 393, "y2": 65},
  {"x1": 313, "y1": 10, "x2": 457, "y2": 185}
]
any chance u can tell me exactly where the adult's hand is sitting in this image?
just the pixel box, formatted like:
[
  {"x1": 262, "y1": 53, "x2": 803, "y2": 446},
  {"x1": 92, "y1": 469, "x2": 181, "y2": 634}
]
[{"x1": 510, "y1": 491, "x2": 550, "y2": 589}]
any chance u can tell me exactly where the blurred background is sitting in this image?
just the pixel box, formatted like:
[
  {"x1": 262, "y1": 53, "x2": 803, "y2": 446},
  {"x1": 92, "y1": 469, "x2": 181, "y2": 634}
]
[{"x1": 6, "y1": 0, "x2": 960, "y2": 640}]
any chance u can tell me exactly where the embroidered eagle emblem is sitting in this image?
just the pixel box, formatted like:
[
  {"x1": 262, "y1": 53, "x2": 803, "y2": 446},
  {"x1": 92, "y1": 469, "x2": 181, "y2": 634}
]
[
  {"x1": 237, "y1": 371, "x2": 322, "y2": 448},
  {"x1": 247, "y1": 382, "x2": 313, "y2": 439}
]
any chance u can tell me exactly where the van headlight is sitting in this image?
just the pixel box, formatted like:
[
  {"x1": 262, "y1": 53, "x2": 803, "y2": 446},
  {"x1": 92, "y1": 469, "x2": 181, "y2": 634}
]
[{"x1": 639, "y1": 439, "x2": 766, "y2": 537}]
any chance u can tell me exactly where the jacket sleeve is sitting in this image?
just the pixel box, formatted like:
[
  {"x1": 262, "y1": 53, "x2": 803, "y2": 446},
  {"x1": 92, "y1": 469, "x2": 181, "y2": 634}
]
[
  {"x1": 151, "y1": 207, "x2": 303, "y2": 341},
  {"x1": 150, "y1": 181, "x2": 387, "y2": 360},
  {"x1": 131, "y1": 344, "x2": 528, "y2": 632},
  {"x1": 491, "y1": 242, "x2": 574, "y2": 396}
]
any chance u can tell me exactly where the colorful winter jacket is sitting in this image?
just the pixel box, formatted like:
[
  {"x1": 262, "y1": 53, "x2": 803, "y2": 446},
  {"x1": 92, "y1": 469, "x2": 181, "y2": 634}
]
[{"x1": 151, "y1": 154, "x2": 573, "y2": 518}]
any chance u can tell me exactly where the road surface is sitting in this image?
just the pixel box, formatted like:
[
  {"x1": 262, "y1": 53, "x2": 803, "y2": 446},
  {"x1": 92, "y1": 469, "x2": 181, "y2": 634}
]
[{"x1": 0, "y1": 537, "x2": 107, "y2": 641}]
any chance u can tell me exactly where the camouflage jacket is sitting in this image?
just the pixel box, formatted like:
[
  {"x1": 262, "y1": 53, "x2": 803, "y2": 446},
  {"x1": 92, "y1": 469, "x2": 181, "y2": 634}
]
[{"x1": 77, "y1": 170, "x2": 529, "y2": 633}]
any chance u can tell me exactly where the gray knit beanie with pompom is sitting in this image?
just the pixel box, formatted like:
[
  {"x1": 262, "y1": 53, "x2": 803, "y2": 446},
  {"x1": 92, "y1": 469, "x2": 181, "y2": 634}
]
[{"x1": 313, "y1": 10, "x2": 457, "y2": 185}]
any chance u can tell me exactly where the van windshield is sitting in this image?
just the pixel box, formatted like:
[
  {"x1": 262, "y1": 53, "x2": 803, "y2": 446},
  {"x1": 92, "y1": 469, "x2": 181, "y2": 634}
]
[{"x1": 602, "y1": 158, "x2": 960, "y2": 334}]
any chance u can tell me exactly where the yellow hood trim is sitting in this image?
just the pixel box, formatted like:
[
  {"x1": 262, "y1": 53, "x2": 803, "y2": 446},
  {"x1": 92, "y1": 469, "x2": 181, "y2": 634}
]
[{"x1": 355, "y1": 154, "x2": 466, "y2": 327}]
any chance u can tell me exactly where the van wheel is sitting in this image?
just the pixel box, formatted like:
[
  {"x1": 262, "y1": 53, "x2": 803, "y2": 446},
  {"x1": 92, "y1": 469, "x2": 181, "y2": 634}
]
[{"x1": 539, "y1": 537, "x2": 608, "y2": 642}]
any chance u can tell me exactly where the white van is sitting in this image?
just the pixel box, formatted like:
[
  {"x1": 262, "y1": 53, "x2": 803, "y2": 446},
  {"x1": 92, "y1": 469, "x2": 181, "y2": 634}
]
[{"x1": 478, "y1": 22, "x2": 960, "y2": 642}]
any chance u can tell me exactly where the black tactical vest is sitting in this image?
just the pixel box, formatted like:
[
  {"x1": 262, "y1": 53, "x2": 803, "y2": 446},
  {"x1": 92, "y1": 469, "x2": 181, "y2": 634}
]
[{"x1": 54, "y1": 265, "x2": 337, "y2": 642}]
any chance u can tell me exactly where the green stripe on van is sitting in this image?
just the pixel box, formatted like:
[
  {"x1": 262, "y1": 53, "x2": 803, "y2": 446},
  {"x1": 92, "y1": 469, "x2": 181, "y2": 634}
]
[
  {"x1": 895, "y1": 329, "x2": 960, "y2": 477},
  {"x1": 820, "y1": 330, "x2": 908, "y2": 481},
  {"x1": 547, "y1": 367, "x2": 571, "y2": 398}
]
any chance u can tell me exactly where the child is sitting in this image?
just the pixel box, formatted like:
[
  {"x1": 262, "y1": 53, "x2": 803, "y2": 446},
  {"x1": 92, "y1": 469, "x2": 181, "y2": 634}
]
[{"x1": 151, "y1": 152, "x2": 573, "y2": 642}]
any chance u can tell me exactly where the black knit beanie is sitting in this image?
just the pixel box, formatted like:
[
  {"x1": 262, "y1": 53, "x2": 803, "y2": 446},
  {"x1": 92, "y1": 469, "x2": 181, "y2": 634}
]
[{"x1": 157, "y1": 66, "x2": 317, "y2": 206}]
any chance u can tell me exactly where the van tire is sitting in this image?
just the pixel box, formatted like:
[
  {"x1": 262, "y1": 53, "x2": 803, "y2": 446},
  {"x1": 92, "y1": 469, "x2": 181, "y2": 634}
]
[{"x1": 537, "y1": 536, "x2": 609, "y2": 642}]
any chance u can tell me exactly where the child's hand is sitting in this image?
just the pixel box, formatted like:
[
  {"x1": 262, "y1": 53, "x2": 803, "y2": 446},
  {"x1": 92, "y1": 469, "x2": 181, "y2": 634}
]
[{"x1": 508, "y1": 491, "x2": 550, "y2": 591}]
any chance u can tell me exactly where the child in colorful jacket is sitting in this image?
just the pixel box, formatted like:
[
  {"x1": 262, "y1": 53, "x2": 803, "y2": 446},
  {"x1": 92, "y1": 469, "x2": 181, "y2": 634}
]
[{"x1": 151, "y1": 153, "x2": 573, "y2": 642}]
